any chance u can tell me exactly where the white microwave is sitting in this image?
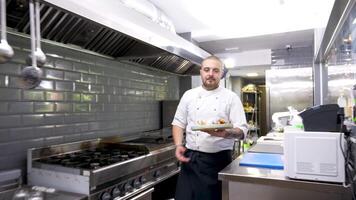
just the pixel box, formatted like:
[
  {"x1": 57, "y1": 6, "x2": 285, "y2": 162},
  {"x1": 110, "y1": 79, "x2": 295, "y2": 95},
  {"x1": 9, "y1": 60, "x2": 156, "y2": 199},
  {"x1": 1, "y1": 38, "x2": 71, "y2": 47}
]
[{"x1": 284, "y1": 131, "x2": 345, "y2": 183}]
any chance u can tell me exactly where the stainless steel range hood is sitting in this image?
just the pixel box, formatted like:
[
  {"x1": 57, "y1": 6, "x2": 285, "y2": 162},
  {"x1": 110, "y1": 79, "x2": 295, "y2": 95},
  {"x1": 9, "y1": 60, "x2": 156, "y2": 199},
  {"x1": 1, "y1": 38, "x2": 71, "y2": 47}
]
[{"x1": 6, "y1": 0, "x2": 210, "y2": 75}]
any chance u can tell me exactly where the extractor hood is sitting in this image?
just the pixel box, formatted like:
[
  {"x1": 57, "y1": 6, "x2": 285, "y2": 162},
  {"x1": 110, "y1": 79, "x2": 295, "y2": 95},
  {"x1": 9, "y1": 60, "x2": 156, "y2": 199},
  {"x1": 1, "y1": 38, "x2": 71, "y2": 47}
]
[{"x1": 6, "y1": 0, "x2": 210, "y2": 75}]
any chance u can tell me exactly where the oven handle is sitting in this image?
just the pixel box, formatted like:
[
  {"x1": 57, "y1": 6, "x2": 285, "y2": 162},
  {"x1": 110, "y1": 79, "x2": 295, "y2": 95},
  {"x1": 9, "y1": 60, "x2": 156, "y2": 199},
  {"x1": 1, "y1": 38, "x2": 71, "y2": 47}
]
[{"x1": 128, "y1": 188, "x2": 154, "y2": 200}]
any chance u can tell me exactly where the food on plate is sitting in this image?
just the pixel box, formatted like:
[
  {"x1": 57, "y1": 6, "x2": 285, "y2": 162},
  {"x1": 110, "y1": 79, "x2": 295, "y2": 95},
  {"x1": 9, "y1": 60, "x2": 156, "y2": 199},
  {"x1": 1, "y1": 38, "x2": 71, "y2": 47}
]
[
  {"x1": 191, "y1": 122, "x2": 233, "y2": 131},
  {"x1": 211, "y1": 118, "x2": 227, "y2": 124},
  {"x1": 197, "y1": 118, "x2": 227, "y2": 125},
  {"x1": 216, "y1": 118, "x2": 226, "y2": 124},
  {"x1": 196, "y1": 120, "x2": 207, "y2": 125}
]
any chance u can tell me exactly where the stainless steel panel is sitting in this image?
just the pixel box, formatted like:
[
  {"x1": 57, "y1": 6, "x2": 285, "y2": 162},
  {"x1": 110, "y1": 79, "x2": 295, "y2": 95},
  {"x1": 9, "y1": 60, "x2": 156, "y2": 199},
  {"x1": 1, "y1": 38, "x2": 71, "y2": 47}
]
[
  {"x1": 28, "y1": 168, "x2": 90, "y2": 195},
  {"x1": 28, "y1": 135, "x2": 178, "y2": 197},
  {"x1": 2, "y1": 185, "x2": 87, "y2": 200},
  {"x1": 6, "y1": 0, "x2": 210, "y2": 75},
  {"x1": 324, "y1": 65, "x2": 356, "y2": 104},
  {"x1": 315, "y1": 0, "x2": 356, "y2": 63},
  {"x1": 226, "y1": 181, "x2": 351, "y2": 200},
  {"x1": 315, "y1": 1, "x2": 356, "y2": 107},
  {"x1": 221, "y1": 180, "x2": 229, "y2": 200},
  {"x1": 29, "y1": 139, "x2": 100, "y2": 160},
  {"x1": 91, "y1": 145, "x2": 175, "y2": 187},
  {"x1": 129, "y1": 188, "x2": 154, "y2": 200},
  {"x1": 92, "y1": 164, "x2": 179, "y2": 200},
  {"x1": 41, "y1": 0, "x2": 209, "y2": 63},
  {"x1": 34, "y1": 0, "x2": 210, "y2": 75},
  {"x1": 219, "y1": 157, "x2": 350, "y2": 194},
  {"x1": 266, "y1": 67, "x2": 313, "y2": 129}
]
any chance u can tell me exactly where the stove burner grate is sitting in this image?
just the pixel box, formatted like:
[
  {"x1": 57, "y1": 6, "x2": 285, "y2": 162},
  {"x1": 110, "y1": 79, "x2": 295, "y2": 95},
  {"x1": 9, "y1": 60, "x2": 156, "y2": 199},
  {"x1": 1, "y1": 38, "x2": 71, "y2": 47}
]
[{"x1": 38, "y1": 148, "x2": 147, "y2": 169}]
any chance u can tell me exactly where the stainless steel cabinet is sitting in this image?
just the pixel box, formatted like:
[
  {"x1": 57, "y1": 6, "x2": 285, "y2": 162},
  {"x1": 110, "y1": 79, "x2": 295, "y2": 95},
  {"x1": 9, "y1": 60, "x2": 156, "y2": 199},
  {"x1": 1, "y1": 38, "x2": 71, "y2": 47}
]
[{"x1": 265, "y1": 67, "x2": 313, "y2": 131}]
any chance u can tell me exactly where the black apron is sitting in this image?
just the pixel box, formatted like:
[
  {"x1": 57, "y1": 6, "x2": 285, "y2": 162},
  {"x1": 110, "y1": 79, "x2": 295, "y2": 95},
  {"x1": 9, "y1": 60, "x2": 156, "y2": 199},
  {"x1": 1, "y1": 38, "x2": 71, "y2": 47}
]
[{"x1": 175, "y1": 149, "x2": 232, "y2": 200}]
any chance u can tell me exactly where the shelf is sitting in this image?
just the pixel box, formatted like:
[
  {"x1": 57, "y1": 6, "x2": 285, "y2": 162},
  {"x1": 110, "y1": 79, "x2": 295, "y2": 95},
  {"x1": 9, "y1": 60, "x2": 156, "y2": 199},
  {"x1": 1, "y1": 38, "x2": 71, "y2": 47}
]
[
  {"x1": 241, "y1": 87, "x2": 260, "y2": 137},
  {"x1": 245, "y1": 110, "x2": 258, "y2": 113},
  {"x1": 248, "y1": 127, "x2": 260, "y2": 131},
  {"x1": 242, "y1": 91, "x2": 260, "y2": 94}
]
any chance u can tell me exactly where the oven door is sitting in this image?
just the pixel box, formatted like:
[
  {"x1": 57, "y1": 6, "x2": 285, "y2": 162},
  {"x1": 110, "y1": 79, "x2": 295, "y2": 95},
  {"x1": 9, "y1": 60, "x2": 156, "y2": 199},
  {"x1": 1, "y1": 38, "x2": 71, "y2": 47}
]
[{"x1": 128, "y1": 188, "x2": 154, "y2": 200}]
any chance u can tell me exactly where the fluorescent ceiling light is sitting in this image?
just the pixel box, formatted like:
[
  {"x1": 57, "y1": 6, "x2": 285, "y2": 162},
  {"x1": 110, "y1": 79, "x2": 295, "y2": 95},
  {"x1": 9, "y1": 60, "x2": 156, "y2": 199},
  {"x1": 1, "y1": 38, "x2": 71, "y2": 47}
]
[
  {"x1": 46, "y1": 53, "x2": 62, "y2": 58},
  {"x1": 247, "y1": 72, "x2": 258, "y2": 77},
  {"x1": 225, "y1": 47, "x2": 239, "y2": 51}
]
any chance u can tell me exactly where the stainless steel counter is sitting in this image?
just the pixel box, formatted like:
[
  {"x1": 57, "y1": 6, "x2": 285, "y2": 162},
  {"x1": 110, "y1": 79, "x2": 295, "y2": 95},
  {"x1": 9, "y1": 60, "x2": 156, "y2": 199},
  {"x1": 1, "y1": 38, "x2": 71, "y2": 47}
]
[{"x1": 219, "y1": 156, "x2": 352, "y2": 200}]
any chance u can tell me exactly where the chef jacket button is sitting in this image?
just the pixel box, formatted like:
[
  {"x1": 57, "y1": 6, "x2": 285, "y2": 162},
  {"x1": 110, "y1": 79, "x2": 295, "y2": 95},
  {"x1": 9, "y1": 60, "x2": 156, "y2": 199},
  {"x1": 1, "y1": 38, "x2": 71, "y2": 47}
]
[
  {"x1": 216, "y1": 97, "x2": 218, "y2": 99},
  {"x1": 214, "y1": 108, "x2": 216, "y2": 111},
  {"x1": 197, "y1": 108, "x2": 199, "y2": 110},
  {"x1": 197, "y1": 146, "x2": 199, "y2": 150}
]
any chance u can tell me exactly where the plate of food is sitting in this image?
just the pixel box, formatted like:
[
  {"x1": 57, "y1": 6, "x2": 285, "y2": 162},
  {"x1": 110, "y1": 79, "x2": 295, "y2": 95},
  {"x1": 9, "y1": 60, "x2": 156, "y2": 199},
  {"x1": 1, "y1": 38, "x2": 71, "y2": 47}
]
[
  {"x1": 191, "y1": 119, "x2": 233, "y2": 131},
  {"x1": 191, "y1": 124, "x2": 233, "y2": 131}
]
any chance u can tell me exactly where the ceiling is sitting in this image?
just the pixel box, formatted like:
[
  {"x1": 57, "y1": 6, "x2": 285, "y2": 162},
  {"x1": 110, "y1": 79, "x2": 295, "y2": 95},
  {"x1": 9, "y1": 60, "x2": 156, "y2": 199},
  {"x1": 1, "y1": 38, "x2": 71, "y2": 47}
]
[
  {"x1": 149, "y1": 0, "x2": 335, "y2": 78},
  {"x1": 198, "y1": 29, "x2": 314, "y2": 54}
]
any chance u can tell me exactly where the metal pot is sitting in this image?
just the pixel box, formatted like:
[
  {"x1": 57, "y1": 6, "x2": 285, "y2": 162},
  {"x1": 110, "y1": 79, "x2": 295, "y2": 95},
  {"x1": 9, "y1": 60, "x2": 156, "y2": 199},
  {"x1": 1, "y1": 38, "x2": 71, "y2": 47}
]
[{"x1": 0, "y1": 0, "x2": 14, "y2": 63}]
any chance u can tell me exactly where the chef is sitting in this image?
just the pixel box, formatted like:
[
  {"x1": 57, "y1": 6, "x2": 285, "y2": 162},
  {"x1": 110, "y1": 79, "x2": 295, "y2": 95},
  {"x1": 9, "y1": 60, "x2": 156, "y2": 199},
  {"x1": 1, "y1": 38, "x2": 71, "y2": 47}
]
[{"x1": 172, "y1": 55, "x2": 248, "y2": 200}]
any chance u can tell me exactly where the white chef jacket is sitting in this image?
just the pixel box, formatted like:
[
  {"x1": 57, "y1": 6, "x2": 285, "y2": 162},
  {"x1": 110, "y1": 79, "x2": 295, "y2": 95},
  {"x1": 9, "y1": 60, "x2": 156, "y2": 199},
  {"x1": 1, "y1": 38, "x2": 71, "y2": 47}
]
[{"x1": 172, "y1": 86, "x2": 248, "y2": 153}]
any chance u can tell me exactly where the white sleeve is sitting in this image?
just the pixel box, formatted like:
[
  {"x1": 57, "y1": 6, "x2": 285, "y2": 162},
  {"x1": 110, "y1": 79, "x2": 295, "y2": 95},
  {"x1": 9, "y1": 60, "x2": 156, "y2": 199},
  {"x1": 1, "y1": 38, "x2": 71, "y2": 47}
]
[
  {"x1": 229, "y1": 94, "x2": 248, "y2": 138},
  {"x1": 171, "y1": 93, "x2": 188, "y2": 129}
]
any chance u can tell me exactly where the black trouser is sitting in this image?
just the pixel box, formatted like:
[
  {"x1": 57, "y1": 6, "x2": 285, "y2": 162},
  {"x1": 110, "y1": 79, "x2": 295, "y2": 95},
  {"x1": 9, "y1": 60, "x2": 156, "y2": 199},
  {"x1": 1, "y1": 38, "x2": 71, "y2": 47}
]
[{"x1": 175, "y1": 149, "x2": 232, "y2": 200}]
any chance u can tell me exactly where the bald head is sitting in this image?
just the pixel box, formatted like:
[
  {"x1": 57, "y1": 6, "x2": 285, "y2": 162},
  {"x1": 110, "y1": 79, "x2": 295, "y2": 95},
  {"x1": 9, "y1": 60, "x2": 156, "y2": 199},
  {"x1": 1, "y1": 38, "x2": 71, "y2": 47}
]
[{"x1": 201, "y1": 56, "x2": 224, "y2": 70}]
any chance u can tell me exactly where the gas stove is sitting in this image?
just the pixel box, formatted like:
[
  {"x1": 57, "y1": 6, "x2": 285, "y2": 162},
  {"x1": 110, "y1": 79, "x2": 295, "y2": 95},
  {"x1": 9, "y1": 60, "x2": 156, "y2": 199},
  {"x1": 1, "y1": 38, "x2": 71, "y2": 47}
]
[
  {"x1": 36, "y1": 147, "x2": 147, "y2": 170},
  {"x1": 28, "y1": 133, "x2": 178, "y2": 200}
]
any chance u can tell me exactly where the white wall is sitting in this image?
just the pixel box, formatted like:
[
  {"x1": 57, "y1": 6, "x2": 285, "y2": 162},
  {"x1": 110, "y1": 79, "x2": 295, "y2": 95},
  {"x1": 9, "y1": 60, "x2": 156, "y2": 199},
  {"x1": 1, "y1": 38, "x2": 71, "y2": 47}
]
[{"x1": 217, "y1": 49, "x2": 271, "y2": 67}]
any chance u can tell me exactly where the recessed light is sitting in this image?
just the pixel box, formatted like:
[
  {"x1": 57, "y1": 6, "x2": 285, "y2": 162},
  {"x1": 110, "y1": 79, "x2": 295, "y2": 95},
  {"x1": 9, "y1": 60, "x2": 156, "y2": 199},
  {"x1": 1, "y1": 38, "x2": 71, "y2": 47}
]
[
  {"x1": 224, "y1": 47, "x2": 239, "y2": 51},
  {"x1": 247, "y1": 73, "x2": 258, "y2": 77}
]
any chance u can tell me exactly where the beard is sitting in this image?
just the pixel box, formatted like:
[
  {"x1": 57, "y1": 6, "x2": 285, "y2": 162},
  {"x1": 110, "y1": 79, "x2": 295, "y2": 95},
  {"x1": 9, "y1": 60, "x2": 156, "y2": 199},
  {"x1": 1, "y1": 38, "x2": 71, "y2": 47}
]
[{"x1": 203, "y1": 78, "x2": 219, "y2": 90}]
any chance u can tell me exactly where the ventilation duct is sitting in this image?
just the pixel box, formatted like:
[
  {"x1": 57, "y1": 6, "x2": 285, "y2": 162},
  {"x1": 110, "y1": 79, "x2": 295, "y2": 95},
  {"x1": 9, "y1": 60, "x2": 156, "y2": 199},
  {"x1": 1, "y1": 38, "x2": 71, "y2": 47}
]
[{"x1": 6, "y1": 0, "x2": 210, "y2": 75}]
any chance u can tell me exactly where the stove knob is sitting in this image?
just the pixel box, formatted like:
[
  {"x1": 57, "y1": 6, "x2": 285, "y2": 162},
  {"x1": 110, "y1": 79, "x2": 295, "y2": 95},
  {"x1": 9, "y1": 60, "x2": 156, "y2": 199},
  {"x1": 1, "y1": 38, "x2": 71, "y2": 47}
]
[
  {"x1": 111, "y1": 186, "x2": 121, "y2": 198},
  {"x1": 133, "y1": 178, "x2": 141, "y2": 188},
  {"x1": 153, "y1": 170, "x2": 161, "y2": 178},
  {"x1": 139, "y1": 176, "x2": 146, "y2": 184},
  {"x1": 100, "y1": 191, "x2": 111, "y2": 200},
  {"x1": 123, "y1": 182, "x2": 133, "y2": 193}
]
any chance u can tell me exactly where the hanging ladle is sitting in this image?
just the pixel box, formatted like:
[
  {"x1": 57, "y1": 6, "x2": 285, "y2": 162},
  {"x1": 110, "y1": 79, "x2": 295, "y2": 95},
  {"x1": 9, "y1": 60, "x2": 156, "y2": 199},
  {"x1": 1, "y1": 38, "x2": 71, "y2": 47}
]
[
  {"x1": 20, "y1": 0, "x2": 43, "y2": 89},
  {"x1": 26, "y1": 0, "x2": 46, "y2": 67},
  {"x1": 0, "y1": 0, "x2": 14, "y2": 63}
]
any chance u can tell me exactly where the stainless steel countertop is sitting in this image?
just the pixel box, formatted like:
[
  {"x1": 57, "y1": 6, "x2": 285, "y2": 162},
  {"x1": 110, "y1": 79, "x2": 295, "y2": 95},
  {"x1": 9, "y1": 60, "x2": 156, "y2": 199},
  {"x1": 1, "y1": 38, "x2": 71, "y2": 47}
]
[{"x1": 218, "y1": 155, "x2": 349, "y2": 194}]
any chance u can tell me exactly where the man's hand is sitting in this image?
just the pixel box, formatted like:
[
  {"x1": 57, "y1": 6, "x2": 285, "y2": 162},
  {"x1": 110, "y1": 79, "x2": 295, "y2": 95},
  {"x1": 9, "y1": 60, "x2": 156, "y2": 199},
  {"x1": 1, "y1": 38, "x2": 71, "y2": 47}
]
[
  {"x1": 175, "y1": 145, "x2": 190, "y2": 163},
  {"x1": 204, "y1": 129, "x2": 228, "y2": 138}
]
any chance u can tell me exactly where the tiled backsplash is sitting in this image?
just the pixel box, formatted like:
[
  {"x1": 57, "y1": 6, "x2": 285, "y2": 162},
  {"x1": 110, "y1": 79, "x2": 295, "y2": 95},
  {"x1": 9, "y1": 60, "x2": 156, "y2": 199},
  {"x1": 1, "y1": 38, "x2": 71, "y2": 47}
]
[{"x1": 0, "y1": 33, "x2": 180, "y2": 172}]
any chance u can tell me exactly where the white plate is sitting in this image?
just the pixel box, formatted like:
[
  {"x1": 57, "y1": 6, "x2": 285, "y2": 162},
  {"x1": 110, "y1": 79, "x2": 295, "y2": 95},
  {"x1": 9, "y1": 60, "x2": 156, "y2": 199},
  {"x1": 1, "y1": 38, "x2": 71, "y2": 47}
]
[{"x1": 191, "y1": 124, "x2": 233, "y2": 131}]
